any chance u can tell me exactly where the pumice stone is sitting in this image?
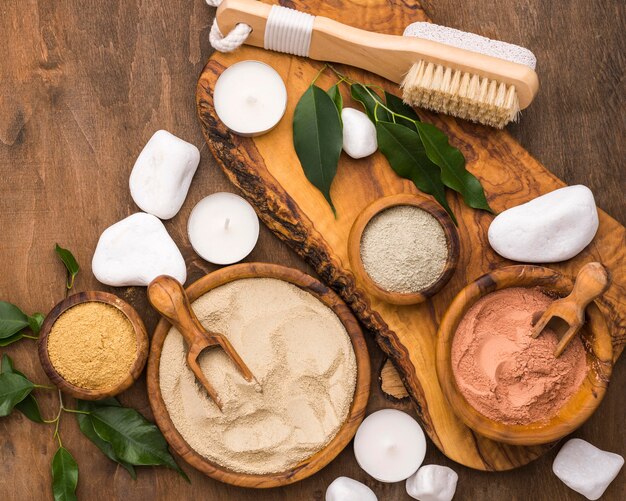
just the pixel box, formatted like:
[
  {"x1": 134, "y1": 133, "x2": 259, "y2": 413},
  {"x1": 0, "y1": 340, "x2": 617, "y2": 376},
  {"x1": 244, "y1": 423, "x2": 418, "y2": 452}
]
[
  {"x1": 488, "y1": 185, "x2": 599, "y2": 263},
  {"x1": 129, "y1": 130, "x2": 200, "y2": 220},
  {"x1": 341, "y1": 108, "x2": 378, "y2": 159},
  {"x1": 325, "y1": 477, "x2": 378, "y2": 501},
  {"x1": 92, "y1": 212, "x2": 187, "y2": 286}
]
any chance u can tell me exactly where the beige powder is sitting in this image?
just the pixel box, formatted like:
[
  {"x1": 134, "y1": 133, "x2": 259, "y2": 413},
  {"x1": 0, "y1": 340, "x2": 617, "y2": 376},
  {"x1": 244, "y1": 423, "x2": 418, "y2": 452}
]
[
  {"x1": 159, "y1": 278, "x2": 357, "y2": 475},
  {"x1": 360, "y1": 205, "x2": 448, "y2": 293}
]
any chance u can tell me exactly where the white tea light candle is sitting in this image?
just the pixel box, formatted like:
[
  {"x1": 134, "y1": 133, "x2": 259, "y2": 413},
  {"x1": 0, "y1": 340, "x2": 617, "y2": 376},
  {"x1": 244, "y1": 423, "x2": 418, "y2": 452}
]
[
  {"x1": 354, "y1": 409, "x2": 426, "y2": 483},
  {"x1": 214, "y1": 60, "x2": 287, "y2": 136},
  {"x1": 188, "y1": 193, "x2": 260, "y2": 265}
]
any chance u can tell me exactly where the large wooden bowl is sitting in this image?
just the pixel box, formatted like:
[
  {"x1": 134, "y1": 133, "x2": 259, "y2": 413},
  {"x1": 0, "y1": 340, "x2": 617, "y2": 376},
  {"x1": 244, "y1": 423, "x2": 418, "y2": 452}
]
[
  {"x1": 348, "y1": 193, "x2": 460, "y2": 305},
  {"x1": 147, "y1": 262, "x2": 371, "y2": 488},
  {"x1": 38, "y1": 291, "x2": 149, "y2": 400},
  {"x1": 436, "y1": 265, "x2": 613, "y2": 446}
]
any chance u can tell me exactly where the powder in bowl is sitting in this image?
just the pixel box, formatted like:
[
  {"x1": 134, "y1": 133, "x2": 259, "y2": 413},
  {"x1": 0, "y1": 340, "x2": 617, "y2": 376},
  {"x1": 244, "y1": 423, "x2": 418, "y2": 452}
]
[
  {"x1": 159, "y1": 278, "x2": 357, "y2": 475},
  {"x1": 451, "y1": 287, "x2": 588, "y2": 425},
  {"x1": 47, "y1": 302, "x2": 137, "y2": 390},
  {"x1": 360, "y1": 205, "x2": 448, "y2": 293}
]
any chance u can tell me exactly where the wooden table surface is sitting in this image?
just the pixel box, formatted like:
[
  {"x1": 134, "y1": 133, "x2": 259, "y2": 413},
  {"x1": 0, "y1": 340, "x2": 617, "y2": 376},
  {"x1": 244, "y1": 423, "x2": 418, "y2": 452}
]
[{"x1": 0, "y1": 0, "x2": 623, "y2": 499}]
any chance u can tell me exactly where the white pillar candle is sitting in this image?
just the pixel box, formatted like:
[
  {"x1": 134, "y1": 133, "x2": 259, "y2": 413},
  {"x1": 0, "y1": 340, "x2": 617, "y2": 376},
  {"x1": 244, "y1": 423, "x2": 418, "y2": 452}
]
[
  {"x1": 188, "y1": 193, "x2": 260, "y2": 265},
  {"x1": 354, "y1": 409, "x2": 426, "y2": 483},
  {"x1": 214, "y1": 60, "x2": 287, "y2": 136}
]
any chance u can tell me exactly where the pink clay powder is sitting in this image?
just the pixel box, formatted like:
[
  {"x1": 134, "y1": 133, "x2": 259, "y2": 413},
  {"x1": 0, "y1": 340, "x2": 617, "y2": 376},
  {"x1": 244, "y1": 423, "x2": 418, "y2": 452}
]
[{"x1": 451, "y1": 287, "x2": 588, "y2": 425}]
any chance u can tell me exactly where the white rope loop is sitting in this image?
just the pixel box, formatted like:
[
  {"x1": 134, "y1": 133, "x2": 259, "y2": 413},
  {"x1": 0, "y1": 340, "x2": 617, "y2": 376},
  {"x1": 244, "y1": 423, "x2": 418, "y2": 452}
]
[
  {"x1": 206, "y1": 0, "x2": 315, "y2": 56},
  {"x1": 264, "y1": 5, "x2": 314, "y2": 57},
  {"x1": 206, "y1": 0, "x2": 252, "y2": 53}
]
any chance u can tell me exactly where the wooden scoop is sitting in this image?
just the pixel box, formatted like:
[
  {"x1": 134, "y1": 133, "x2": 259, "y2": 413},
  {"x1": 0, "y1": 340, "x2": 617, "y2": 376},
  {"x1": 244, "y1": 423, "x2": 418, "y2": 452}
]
[
  {"x1": 531, "y1": 262, "x2": 610, "y2": 357},
  {"x1": 147, "y1": 275, "x2": 258, "y2": 411}
]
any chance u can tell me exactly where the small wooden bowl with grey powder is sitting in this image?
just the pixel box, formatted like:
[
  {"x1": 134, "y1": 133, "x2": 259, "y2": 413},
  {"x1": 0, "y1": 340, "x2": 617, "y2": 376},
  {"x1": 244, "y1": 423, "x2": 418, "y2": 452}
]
[
  {"x1": 348, "y1": 193, "x2": 460, "y2": 305},
  {"x1": 146, "y1": 263, "x2": 371, "y2": 488}
]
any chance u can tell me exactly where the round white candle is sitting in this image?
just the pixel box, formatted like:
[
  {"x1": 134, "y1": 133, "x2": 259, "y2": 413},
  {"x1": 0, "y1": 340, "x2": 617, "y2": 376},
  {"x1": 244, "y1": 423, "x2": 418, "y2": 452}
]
[
  {"x1": 214, "y1": 60, "x2": 287, "y2": 137},
  {"x1": 188, "y1": 193, "x2": 260, "y2": 265},
  {"x1": 353, "y1": 409, "x2": 426, "y2": 483}
]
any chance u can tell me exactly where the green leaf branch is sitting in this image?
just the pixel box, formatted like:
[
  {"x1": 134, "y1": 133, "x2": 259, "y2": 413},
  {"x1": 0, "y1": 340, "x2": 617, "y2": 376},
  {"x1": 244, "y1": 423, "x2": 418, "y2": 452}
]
[
  {"x1": 0, "y1": 357, "x2": 188, "y2": 499},
  {"x1": 0, "y1": 301, "x2": 45, "y2": 346},
  {"x1": 292, "y1": 64, "x2": 493, "y2": 222}
]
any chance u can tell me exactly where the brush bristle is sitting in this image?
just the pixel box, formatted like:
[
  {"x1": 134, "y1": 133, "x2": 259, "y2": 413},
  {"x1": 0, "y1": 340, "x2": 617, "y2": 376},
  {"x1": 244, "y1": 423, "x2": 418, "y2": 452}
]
[{"x1": 401, "y1": 60, "x2": 520, "y2": 128}]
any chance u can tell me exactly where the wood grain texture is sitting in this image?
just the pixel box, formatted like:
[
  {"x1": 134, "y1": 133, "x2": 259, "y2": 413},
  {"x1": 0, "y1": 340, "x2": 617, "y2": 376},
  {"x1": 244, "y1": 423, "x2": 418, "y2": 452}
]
[
  {"x1": 37, "y1": 291, "x2": 149, "y2": 400},
  {"x1": 147, "y1": 263, "x2": 371, "y2": 487},
  {"x1": 437, "y1": 265, "x2": 613, "y2": 445},
  {"x1": 0, "y1": 0, "x2": 623, "y2": 499},
  {"x1": 197, "y1": 0, "x2": 626, "y2": 472}
]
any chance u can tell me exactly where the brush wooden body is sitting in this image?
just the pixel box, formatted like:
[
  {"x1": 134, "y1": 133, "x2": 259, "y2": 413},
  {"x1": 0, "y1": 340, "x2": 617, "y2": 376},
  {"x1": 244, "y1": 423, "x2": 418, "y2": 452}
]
[{"x1": 216, "y1": 0, "x2": 539, "y2": 127}]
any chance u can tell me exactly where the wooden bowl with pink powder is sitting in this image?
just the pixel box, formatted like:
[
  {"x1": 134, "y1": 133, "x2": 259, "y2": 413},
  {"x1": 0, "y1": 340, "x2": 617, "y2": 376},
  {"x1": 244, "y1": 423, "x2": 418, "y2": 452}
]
[{"x1": 436, "y1": 265, "x2": 613, "y2": 446}]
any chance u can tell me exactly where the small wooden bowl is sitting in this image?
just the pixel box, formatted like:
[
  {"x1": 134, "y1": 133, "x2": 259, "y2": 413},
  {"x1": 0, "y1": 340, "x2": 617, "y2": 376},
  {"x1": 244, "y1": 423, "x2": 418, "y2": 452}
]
[
  {"x1": 348, "y1": 193, "x2": 460, "y2": 305},
  {"x1": 38, "y1": 291, "x2": 149, "y2": 400},
  {"x1": 147, "y1": 262, "x2": 371, "y2": 488},
  {"x1": 436, "y1": 265, "x2": 613, "y2": 446}
]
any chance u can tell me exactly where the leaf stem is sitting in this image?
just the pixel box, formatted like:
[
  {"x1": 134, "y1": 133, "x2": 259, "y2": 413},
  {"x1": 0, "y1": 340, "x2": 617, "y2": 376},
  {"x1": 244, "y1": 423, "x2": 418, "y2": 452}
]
[
  {"x1": 359, "y1": 84, "x2": 419, "y2": 125},
  {"x1": 34, "y1": 384, "x2": 56, "y2": 390},
  {"x1": 62, "y1": 408, "x2": 90, "y2": 415},
  {"x1": 21, "y1": 334, "x2": 39, "y2": 340},
  {"x1": 310, "y1": 63, "x2": 329, "y2": 86}
]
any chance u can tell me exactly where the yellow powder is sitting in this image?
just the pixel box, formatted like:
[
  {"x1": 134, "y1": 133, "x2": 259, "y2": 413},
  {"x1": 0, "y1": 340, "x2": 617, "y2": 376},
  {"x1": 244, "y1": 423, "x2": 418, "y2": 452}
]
[{"x1": 47, "y1": 302, "x2": 137, "y2": 390}]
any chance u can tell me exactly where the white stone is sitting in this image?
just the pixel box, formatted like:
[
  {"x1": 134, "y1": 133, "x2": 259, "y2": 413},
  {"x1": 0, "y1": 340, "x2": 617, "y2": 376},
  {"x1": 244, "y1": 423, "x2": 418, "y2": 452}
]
[
  {"x1": 341, "y1": 108, "x2": 378, "y2": 159},
  {"x1": 129, "y1": 130, "x2": 200, "y2": 220},
  {"x1": 488, "y1": 185, "x2": 599, "y2": 263},
  {"x1": 325, "y1": 477, "x2": 377, "y2": 501},
  {"x1": 552, "y1": 438, "x2": 624, "y2": 500},
  {"x1": 406, "y1": 465, "x2": 458, "y2": 501},
  {"x1": 92, "y1": 212, "x2": 187, "y2": 286}
]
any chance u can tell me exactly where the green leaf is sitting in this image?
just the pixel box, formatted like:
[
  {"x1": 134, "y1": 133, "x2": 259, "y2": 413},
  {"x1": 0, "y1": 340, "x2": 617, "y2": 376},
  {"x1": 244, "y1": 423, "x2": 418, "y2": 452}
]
[
  {"x1": 293, "y1": 85, "x2": 343, "y2": 213},
  {"x1": 350, "y1": 84, "x2": 390, "y2": 122},
  {"x1": 0, "y1": 301, "x2": 29, "y2": 339},
  {"x1": 27, "y1": 313, "x2": 45, "y2": 335},
  {"x1": 327, "y1": 84, "x2": 343, "y2": 116},
  {"x1": 89, "y1": 406, "x2": 188, "y2": 480},
  {"x1": 14, "y1": 394, "x2": 43, "y2": 423},
  {"x1": 376, "y1": 121, "x2": 457, "y2": 224},
  {"x1": 76, "y1": 401, "x2": 136, "y2": 478},
  {"x1": 0, "y1": 332, "x2": 24, "y2": 346},
  {"x1": 0, "y1": 355, "x2": 43, "y2": 423},
  {"x1": 55, "y1": 244, "x2": 80, "y2": 289},
  {"x1": 414, "y1": 121, "x2": 492, "y2": 213},
  {"x1": 52, "y1": 447, "x2": 78, "y2": 501},
  {"x1": 0, "y1": 371, "x2": 35, "y2": 417},
  {"x1": 0, "y1": 354, "x2": 14, "y2": 372},
  {"x1": 384, "y1": 91, "x2": 420, "y2": 130}
]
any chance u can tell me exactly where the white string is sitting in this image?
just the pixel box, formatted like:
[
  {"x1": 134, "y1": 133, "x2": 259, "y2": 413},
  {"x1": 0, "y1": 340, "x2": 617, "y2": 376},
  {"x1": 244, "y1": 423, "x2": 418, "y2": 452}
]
[
  {"x1": 206, "y1": 0, "x2": 315, "y2": 56},
  {"x1": 264, "y1": 5, "x2": 314, "y2": 57}
]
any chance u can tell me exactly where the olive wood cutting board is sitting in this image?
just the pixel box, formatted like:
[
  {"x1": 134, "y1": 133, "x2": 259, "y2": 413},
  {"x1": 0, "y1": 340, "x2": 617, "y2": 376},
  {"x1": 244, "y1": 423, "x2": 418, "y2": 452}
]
[{"x1": 197, "y1": 0, "x2": 626, "y2": 471}]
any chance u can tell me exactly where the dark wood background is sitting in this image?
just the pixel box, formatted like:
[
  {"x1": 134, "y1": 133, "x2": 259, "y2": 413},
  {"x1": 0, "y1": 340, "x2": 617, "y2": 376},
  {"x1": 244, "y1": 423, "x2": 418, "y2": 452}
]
[{"x1": 0, "y1": 0, "x2": 623, "y2": 499}]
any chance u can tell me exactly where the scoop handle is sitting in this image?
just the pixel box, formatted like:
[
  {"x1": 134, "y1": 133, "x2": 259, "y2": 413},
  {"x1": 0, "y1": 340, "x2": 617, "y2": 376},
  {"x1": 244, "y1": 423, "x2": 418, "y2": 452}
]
[
  {"x1": 215, "y1": 0, "x2": 538, "y2": 108},
  {"x1": 569, "y1": 262, "x2": 610, "y2": 313},
  {"x1": 147, "y1": 275, "x2": 209, "y2": 348}
]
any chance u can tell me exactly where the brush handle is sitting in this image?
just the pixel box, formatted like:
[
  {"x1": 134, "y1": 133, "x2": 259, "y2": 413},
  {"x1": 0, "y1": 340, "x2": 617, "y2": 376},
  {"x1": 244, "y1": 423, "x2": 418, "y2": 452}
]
[{"x1": 216, "y1": 0, "x2": 538, "y2": 109}]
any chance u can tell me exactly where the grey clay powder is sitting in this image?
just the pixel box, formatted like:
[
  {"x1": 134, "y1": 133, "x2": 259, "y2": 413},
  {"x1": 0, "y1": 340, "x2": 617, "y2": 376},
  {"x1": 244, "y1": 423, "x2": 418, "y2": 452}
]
[{"x1": 360, "y1": 205, "x2": 448, "y2": 293}]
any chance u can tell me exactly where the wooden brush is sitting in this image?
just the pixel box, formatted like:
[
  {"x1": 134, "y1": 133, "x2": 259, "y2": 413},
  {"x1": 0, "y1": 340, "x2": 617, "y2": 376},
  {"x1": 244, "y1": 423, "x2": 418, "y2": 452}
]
[{"x1": 215, "y1": 0, "x2": 539, "y2": 128}]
